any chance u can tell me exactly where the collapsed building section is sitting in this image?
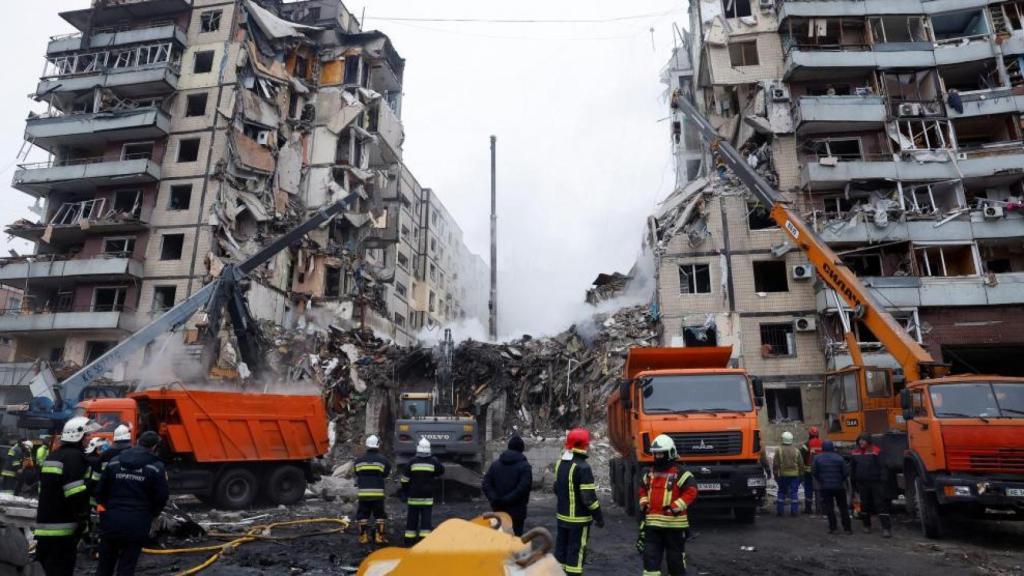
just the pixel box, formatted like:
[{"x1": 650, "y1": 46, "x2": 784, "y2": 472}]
[{"x1": 658, "y1": 0, "x2": 1024, "y2": 442}]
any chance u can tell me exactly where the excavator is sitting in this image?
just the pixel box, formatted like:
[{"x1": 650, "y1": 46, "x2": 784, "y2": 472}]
[{"x1": 673, "y1": 93, "x2": 1024, "y2": 537}]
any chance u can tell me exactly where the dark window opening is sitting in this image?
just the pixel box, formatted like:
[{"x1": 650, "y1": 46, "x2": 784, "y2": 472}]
[
  {"x1": 766, "y1": 388, "x2": 804, "y2": 422},
  {"x1": 683, "y1": 325, "x2": 718, "y2": 347},
  {"x1": 753, "y1": 260, "x2": 789, "y2": 292},
  {"x1": 186, "y1": 93, "x2": 208, "y2": 117},
  {"x1": 760, "y1": 323, "x2": 796, "y2": 356},
  {"x1": 343, "y1": 55, "x2": 361, "y2": 85},
  {"x1": 103, "y1": 237, "x2": 135, "y2": 256},
  {"x1": 160, "y1": 234, "x2": 185, "y2": 260},
  {"x1": 722, "y1": 0, "x2": 752, "y2": 19},
  {"x1": 747, "y1": 203, "x2": 776, "y2": 230},
  {"x1": 121, "y1": 142, "x2": 153, "y2": 160},
  {"x1": 93, "y1": 288, "x2": 127, "y2": 312},
  {"x1": 325, "y1": 266, "x2": 342, "y2": 298},
  {"x1": 728, "y1": 41, "x2": 759, "y2": 66},
  {"x1": 986, "y1": 259, "x2": 1012, "y2": 273},
  {"x1": 85, "y1": 341, "x2": 117, "y2": 363},
  {"x1": 177, "y1": 138, "x2": 200, "y2": 163},
  {"x1": 169, "y1": 185, "x2": 192, "y2": 210},
  {"x1": 845, "y1": 254, "x2": 883, "y2": 276},
  {"x1": 193, "y1": 50, "x2": 214, "y2": 74},
  {"x1": 112, "y1": 190, "x2": 141, "y2": 217},
  {"x1": 200, "y1": 10, "x2": 222, "y2": 33},
  {"x1": 395, "y1": 282, "x2": 408, "y2": 297},
  {"x1": 394, "y1": 312, "x2": 406, "y2": 328},
  {"x1": 153, "y1": 285, "x2": 177, "y2": 312},
  {"x1": 679, "y1": 264, "x2": 712, "y2": 294},
  {"x1": 293, "y1": 55, "x2": 309, "y2": 78}
]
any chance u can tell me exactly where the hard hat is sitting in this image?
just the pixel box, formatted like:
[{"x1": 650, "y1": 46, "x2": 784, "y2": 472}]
[
  {"x1": 365, "y1": 435, "x2": 380, "y2": 450},
  {"x1": 565, "y1": 428, "x2": 590, "y2": 452},
  {"x1": 808, "y1": 426, "x2": 819, "y2": 438},
  {"x1": 85, "y1": 437, "x2": 108, "y2": 455},
  {"x1": 61, "y1": 416, "x2": 98, "y2": 444},
  {"x1": 651, "y1": 434, "x2": 678, "y2": 461},
  {"x1": 21, "y1": 440, "x2": 33, "y2": 451},
  {"x1": 416, "y1": 437, "x2": 431, "y2": 456},
  {"x1": 781, "y1": 431, "x2": 794, "y2": 445},
  {"x1": 113, "y1": 424, "x2": 132, "y2": 443}
]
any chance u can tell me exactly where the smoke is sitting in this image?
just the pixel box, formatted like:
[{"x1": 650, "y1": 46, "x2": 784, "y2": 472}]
[{"x1": 416, "y1": 317, "x2": 490, "y2": 346}]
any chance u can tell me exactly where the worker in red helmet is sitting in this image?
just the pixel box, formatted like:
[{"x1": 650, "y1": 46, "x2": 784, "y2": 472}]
[
  {"x1": 800, "y1": 426, "x2": 824, "y2": 515},
  {"x1": 553, "y1": 428, "x2": 603, "y2": 575}
]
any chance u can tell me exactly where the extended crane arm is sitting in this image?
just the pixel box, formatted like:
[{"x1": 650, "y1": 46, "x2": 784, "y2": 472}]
[
  {"x1": 673, "y1": 95, "x2": 938, "y2": 382},
  {"x1": 56, "y1": 193, "x2": 357, "y2": 409}
]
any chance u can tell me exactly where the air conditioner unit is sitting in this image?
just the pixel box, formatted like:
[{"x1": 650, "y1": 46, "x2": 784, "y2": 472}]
[
  {"x1": 256, "y1": 130, "x2": 272, "y2": 146},
  {"x1": 897, "y1": 103, "x2": 922, "y2": 117},
  {"x1": 956, "y1": 152, "x2": 968, "y2": 160},
  {"x1": 983, "y1": 205, "x2": 1005, "y2": 219},
  {"x1": 792, "y1": 264, "x2": 813, "y2": 280},
  {"x1": 794, "y1": 316, "x2": 817, "y2": 332},
  {"x1": 770, "y1": 85, "x2": 791, "y2": 102},
  {"x1": 759, "y1": 0, "x2": 774, "y2": 9}
]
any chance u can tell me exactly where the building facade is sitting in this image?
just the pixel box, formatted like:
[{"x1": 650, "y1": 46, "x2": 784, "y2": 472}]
[
  {"x1": 657, "y1": 0, "x2": 1024, "y2": 441},
  {"x1": 1, "y1": 0, "x2": 486, "y2": 387}
]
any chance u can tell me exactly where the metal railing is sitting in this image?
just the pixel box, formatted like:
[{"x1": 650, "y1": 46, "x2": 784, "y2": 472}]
[
  {"x1": 41, "y1": 41, "x2": 181, "y2": 80},
  {"x1": 0, "y1": 303, "x2": 135, "y2": 316},
  {"x1": 18, "y1": 156, "x2": 106, "y2": 170}
]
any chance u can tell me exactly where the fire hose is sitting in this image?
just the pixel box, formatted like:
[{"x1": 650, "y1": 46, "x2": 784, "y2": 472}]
[{"x1": 143, "y1": 517, "x2": 350, "y2": 576}]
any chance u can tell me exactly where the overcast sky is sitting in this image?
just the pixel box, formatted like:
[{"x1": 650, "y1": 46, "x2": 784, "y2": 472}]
[{"x1": 0, "y1": 0, "x2": 682, "y2": 339}]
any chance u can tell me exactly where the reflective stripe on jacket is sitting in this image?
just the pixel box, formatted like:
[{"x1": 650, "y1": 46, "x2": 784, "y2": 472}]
[
  {"x1": 553, "y1": 450, "x2": 602, "y2": 524},
  {"x1": 639, "y1": 465, "x2": 699, "y2": 529},
  {"x1": 400, "y1": 455, "x2": 444, "y2": 506},
  {"x1": 354, "y1": 449, "x2": 391, "y2": 500},
  {"x1": 35, "y1": 444, "x2": 90, "y2": 538}
]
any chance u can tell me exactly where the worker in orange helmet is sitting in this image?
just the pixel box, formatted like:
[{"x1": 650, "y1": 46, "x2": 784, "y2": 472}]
[{"x1": 553, "y1": 428, "x2": 603, "y2": 575}]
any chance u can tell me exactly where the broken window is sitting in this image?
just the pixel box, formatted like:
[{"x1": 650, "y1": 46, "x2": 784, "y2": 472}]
[
  {"x1": 200, "y1": 10, "x2": 222, "y2": 33},
  {"x1": 324, "y1": 267, "x2": 342, "y2": 298},
  {"x1": 679, "y1": 264, "x2": 712, "y2": 294},
  {"x1": 845, "y1": 253, "x2": 883, "y2": 276},
  {"x1": 913, "y1": 243, "x2": 980, "y2": 277},
  {"x1": 747, "y1": 202, "x2": 776, "y2": 230},
  {"x1": 394, "y1": 313, "x2": 406, "y2": 328},
  {"x1": 1000, "y1": 1, "x2": 1024, "y2": 32},
  {"x1": 152, "y1": 285, "x2": 177, "y2": 312},
  {"x1": 882, "y1": 70, "x2": 941, "y2": 114},
  {"x1": 395, "y1": 282, "x2": 408, "y2": 297},
  {"x1": 160, "y1": 234, "x2": 185, "y2": 260},
  {"x1": 169, "y1": 185, "x2": 192, "y2": 210},
  {"x1": 177, "y1": 138, "x2": 201, "y2": 163},
  {"x1": 952, "y1": 114, "x2": 1022, "y2": 150},
  {"x1": 901, "y1": 181, "x2": 964, "y2": 215},
  {"x1": 868, "y1": 16, "x2": 929, "y2": 43},
  {"x1": 893, "y1": 120, "x2": 953, "y2": 151},
  {"x1": 85, "y1": 341, "x2": 117, "y2": 363},
  {"x1": 807, "y1": 138, "x2": 863, "y2": 161},
  {"x1": 766, "y1": 387, "x2": 804, "y2": 422},
  {"x1": 979, "y1": 241, "x2": 1024, "y2": 273},
  {"x1": 193, "y1": 50, "x2": 214, "y2": 74},
  {"x1": 397, "y1": 252, "x2": 409, "y2": 270},
  {"x1": 93, "y1": 287, "x2": 127, "y2": 312},
  {"x1": 753, "y1": 260, "x2": 789, "y2": 292},
  {"x1": 938, "y1": 60, "x2": 1001, "y2": 93},
  {"x1": 760, "y1": 323, "x2": 796, "y2": 357},
  {"x1": 186, "y1": 93, "x2": 208, "y2": 117},
  {"x1": 785, "y1": 17, "x2": 868, "y2": 51},
  {"x1": 728, "y1": 41, "x2": 759, "y2": 67},
  {"x1": 343, "y1": 55, "x2": 363, "y2": 85},
  {"x1": 121, "y1": 142, "x2": 154, "y2": 160},
  {"x1": 721, "y1": 0, "x2": 752, "y2": 19},
  {"x1": 429, "y1": 291, "x2": 436, "y2": 313},
  {"x1": 683, "y1": 324, "x2": 717, "y2": 347},
  {"x1": 931, "y1": 9, "x2": 989, "y2": 42},
  {"x1": 103, "y1": 237, "x2": 135, "y2": 256},
  {"x1": 112, "y1": 190, "x2": 141, "y2": 218}
]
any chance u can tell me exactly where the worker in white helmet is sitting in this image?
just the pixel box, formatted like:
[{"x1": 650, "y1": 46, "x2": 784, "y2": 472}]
[
  {"x1": 35, "y1": 416, "x2": 99, "y2": 575},
  {"x1": 399, "y1": 437, "x2": 445, "y2": 545},
  {"x1": 772, "y1": 431, "x2": 805, "y2": 517},
  {"x1": 100, "y1": 424, "x2": 133, "y2": 475},
  {"x1": 354, "y1": 435, "x2": 392, "y2": 546}
]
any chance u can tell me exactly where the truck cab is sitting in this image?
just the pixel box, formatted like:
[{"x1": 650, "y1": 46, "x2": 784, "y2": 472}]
[
  {"x1": 607, "y1": 347, "x2": 767, "y2": 523},
  {"x1": 900, "y1": 376, "x2": 1024, "y2": 537},
  {"x1": 394, "y1": 392, "x2": 481, "y2": 471}
]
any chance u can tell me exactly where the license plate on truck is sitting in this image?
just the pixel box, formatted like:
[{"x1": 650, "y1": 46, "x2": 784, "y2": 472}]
[
  {"x1": 1008, "y1": 488, "x2": 1024, "y2": 497},
  {"x1": 698, "y1": 483, "x2": 721, "y2": 491}
]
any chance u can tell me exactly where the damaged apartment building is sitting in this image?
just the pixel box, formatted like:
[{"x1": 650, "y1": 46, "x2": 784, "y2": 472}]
[
  {"x1": 0, "y1": 0, "x2": 487, "y2": 388},
  {"x1": 657, "y1": 0, "x2": 1024, "y2": 440}
]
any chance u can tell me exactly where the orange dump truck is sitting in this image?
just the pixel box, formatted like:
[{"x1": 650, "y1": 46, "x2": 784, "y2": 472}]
[
  {"x1": 77, "y1": 388, "x2": 329, "y2": 510},
  {"x1": 608, "y1": 347, "x2": 766, "y2": 523}
]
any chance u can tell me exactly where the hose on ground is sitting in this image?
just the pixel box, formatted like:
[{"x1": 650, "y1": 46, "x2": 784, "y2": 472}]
[{"x1": 142, "y1": 517, "x2": 350, "y2": 576}]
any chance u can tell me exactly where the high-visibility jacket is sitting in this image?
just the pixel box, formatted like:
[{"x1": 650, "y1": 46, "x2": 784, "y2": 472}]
[
  {"x1": 2, "y1": 444, "x2": 25, "y2": 478},
  {"x1": 354, "y1": 449, "x2": 391, "y2": 500},
  {"x1": 35, "y1": 444, "x2": 90, "y2": 538},
  {"x1": 34, "y1": 444, "x2": 49, "y2": 467},
  {"x1": 801, "y1": 438, "x2": 823, "y2": 468},
  {"x1": 638, "y1": 464, "x2": 699, "y2": 529},
  {"x1": 400, "y1": 455, "x2": 444, "y2": 506},
  {"x1": 553, "y1": 450, "x2": 603, "y2": 524}
]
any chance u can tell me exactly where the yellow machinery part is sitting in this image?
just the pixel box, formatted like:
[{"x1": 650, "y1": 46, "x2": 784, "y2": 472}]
[{"x1": 358, "y1": 512, "x2": 564, "y2": 576}]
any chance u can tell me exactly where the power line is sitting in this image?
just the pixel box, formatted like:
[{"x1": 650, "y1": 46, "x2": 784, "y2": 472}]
[{"x1": 365, "y1": 10, "x2": 675, "y2": 25}]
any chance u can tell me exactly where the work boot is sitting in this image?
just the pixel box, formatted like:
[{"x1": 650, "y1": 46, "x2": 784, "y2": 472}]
[
  {"x1": 375, "y1": 521, "x2": 388, "y2": 545},
  {"x1": 358, "y1": 530, "x2": 370, "y2": 545}
]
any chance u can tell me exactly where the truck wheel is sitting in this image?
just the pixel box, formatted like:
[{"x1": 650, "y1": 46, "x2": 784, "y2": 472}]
[
  {"x1": 914, "y1": 475, "x2": 943, "y2": 539},
  {"x1": 734, "y1": 506, "x2": 756, "y2": 524},
  {"x1": 264, "y1": 465, "x2": 307, "y2": 506},
  {"x1": 625, "y1": 466, "x2": 638, "y2": 517},
  {"x1": 215, "y1": 467, "x2": 258, "y2": 510}
]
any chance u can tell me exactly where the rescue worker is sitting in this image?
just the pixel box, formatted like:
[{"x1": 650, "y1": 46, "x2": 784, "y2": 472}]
[
  {"x1": 2, "y1": 439, "x2": 30, "y2": 495},
  {"x1": 553, "y1": 428, "x2": 604, "y2": 575},
  {"x1": 101, "y1": 425, "x2": 133, "y2": 472},
  {"x1": 83, "y1": 436, "x2": 111, "y2": 557},
  {"x1": 638, "y1": 434, "x2": 699, "y2": 576},
  {"x1": 800, "y1": 426, "x2": 823, "y2": 515},
  {"x1": 85, "y1": 437, "x2": 110, "y2": 488},
  {"x1": 772, "y1": 431, "x2": 804, "y2": 517},
  {"x1": 482, "y1": 434, "x2": 533, "y2": 536},
  {"x1": 354, "y1": 434, "x2": 391, "y2": 546},
  {"x1": 95, "y1": 431, "x2": 169, "y2": 576},
  {"x1": 35, "y1": 436, "x2": 51, "y2": 467},
  {"x1": 812, "y1": 440, "x2": 852, "y2": 534},
  {"x1": 850, "y1": 434, "x2": 892, "y2": 538},
  {"x1": 35, "y1": 416, "x2": 96, "y2": 576},
  {"x1": 399, "y1": 438, "x2": 444, "y2": 545}
]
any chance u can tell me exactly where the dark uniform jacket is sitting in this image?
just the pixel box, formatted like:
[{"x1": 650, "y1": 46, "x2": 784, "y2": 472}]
[
  {"x1": 400, "y1": 455, "x2": 444, "y2": 505},
  {"x1": 36, "y1": 444, "x2": 91, "y2": 537},
  {"x1": 812, "y1": 451, "x2": 849, "y2": 491},
  {"x1": 100, "y1": 441, "x2": 131, "y2": 472},
  {"x1": 354, "y1": 449, "x2": 391, "y2": 500},
  {"x1": 850, "y1": 444, "x2": 883, "y2": 486},
  {"x1": 482, "y1": 450, "x2": 533, "y2": 517},
  {"x1": 2, "y1": 444, "x2": 26, "y2": 479},
  {"x1": 553, "y1": 451, "x2": 602, "y2": 525},
  {"x1": 96, "y1": 447, "x2": 169, "y2": 541}
]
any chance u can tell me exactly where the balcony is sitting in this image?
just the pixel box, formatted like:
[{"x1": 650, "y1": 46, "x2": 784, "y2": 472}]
[
  {"x1": 793, "y1": 95, "x2": 886, "y2": 134},
  {"x1": 363, "y1": 204, "x2": 400, "y2": 248},
  {"x1": 6, "y1": 196, "x2": 148, "y2": 243},
  {"x1": 36, "y1": 43, "x2": 181, "y2": 98},
  {"x1": 784, "y1": 48, "x2": 934, "y2": 81},
  {"x1": 48, "y1": 23, "x2": 187, "y2": 55},
  {"x1": 779, "y1": 0, "x2": 996, "y2": 19},
  {"x1": 817, "y1": 212, "x2": 1024, "y2": 245},
  {"x1": 947, "y1": 87, "x2": 1024, "y2": 118},
  {"x1": 13, "y1": 157, "x2": 161, "y2": 197},
  {"x1": 368, "y1": 100, "x2": 404, "y2": 156},
  {"x1": 60, "y1": 0, "x2": 192, "y2": 32},
  {"x1": 816, "y1": 273, "x2": 1024, "y2": 310},
  {"x1": 0, "y1": 307, "x2": 135, "y2": 335},
  {"x1": 958, "y1": 145, "x2": 1024, "y2": 181},
  {"x1": 801, "y1": 153, "x2": 960, "y2": 190},
  {"x1": 0, "y1": 256, "x2": 142, "y2": 287},
  {"x1": 26, "y1": 108, "x2": 170, "y2": 153}
]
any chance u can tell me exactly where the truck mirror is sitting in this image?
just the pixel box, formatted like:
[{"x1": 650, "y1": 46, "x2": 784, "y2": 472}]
[
  {"x1": 751, "y1": 377, "x2": 765, "y2": 400},
  {"x1": 899, "y1": 388, "x2": 911, "y2": 411},
  {"x1": 618, "y1": 380, "x2": 631, "y2": 409}
]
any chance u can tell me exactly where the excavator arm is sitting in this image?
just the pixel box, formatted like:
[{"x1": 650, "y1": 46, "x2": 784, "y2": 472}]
[{"x1": 672, "y1": 95, "x2": 942, "y2": 383}]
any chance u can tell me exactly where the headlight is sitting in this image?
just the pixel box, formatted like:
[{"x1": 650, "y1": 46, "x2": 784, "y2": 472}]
[
  {"x1": 747, "y1": 477, "x2": 766, "y2": 488},
  {"x1": 943, "y1": 485, "x2": 971, "y2": 497}
]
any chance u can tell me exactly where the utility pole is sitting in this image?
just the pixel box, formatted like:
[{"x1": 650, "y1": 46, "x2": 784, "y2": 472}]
[{"x1": 488, "y1": 135, "x2": 498, "y2": 341}]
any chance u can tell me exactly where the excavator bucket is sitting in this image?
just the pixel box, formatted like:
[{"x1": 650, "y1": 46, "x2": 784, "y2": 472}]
[
  {"x1": 358, "y1": 513, "x2": 563, "y2": 576},
  {"x1": 624, "y1": 346, "x2": 733, "y2": 379}
]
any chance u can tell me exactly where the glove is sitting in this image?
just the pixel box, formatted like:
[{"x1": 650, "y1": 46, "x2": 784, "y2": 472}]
[
  {"x1": 594, "y1": 516, "x2": 605, "y2": 528},
  {"x1": 639, "y1": 502, "x2": 649, "y2": 515}
]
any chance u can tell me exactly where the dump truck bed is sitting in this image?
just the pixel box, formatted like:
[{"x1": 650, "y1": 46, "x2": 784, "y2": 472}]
[
  {"x1": 623, "y1": 346, "x2": 733, "y2": 379},
  {"x1": 133, "y1": 389, "x2": 329, "y2": 464}
]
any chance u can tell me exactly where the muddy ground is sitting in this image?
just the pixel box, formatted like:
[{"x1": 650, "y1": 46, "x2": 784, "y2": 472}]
[{"x1": 70, "y1": 493, "x2": 1024, "y2": 575}]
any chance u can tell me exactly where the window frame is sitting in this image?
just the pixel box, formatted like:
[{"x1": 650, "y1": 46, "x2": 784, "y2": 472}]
[
  {"x1": 678, "y1": 263, "x2": 712, "y2": 295},
  {"x1": 728, "y1": 40, "x2": 759, "y2": 67},
  {"x1": 159, "y1": 233, "x2": 186, "y2": 261},
  {"x1": 760, "y1": 322, "x2": 797, "y2": 357},
  {"x1": 200, "y1": 10, "x2": 222, "y2": 33}
]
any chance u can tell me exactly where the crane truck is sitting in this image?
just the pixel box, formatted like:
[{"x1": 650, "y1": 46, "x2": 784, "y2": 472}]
[
  {"x1": 673, "y1": 92, "x2": 1024, "y2": 537},
  {"x1": 6, "y1": 195, "x2": 356, "y2": 508}
]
